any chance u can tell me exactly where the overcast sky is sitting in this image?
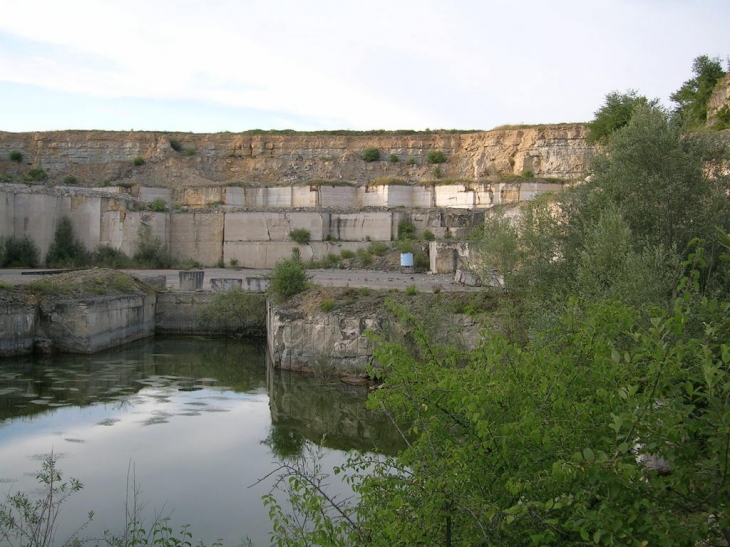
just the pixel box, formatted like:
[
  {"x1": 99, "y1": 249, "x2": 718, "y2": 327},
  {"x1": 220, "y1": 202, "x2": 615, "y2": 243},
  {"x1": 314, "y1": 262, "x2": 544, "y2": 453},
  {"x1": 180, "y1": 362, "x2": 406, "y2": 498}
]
[{"x1": 0, "y1": 0, "x2": 727, "y2": 133}]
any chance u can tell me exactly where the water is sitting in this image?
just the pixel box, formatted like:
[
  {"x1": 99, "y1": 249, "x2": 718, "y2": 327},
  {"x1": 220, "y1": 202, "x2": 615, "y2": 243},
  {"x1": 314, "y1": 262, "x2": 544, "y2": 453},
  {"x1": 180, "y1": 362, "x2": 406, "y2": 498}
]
[{"x1": 0, "y1": 336, "x2": 401, "y2": 546}]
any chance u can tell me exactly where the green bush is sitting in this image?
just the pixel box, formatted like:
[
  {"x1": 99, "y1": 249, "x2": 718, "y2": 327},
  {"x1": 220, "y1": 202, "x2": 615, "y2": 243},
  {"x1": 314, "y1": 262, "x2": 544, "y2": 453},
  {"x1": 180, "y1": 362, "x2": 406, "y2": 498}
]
[
  {"x1": 197, "y1": 286, "x2": 266, "y2": 337},
  {"x1": 269, "y1": 249, "x2": 309, "y2": 301},
  {"x1": 150, "y1": 198, "x2": 168, "y2": 212},
  {"x1": 357, "y1": 248, "x2": 373, "y2": 266},
  {"x1": 414, "y1": 251, "x2": 430, "y2": 270},
  {"x1": 433, "y1": 166, "x2": 443, "y2": 179},
  {"x1": 62, "y1": 175, "x2": 78, "y2": 185},
  {"x1": 185, "y1": 148, "x2": 196, "y2": 156},
  {"x1": 169, "y1": 139, "x2": 182, "y2": 152},
  {"x1": 289, "y1": 228, "x2": 311, "y2": 245},
  {"x1": 9, "y1": 151, "x2": 22, "y2": 163},
  {"x1": 45, "y1": 217, "x2": 88, "y2": 267},
  {"x1": 389, "y1": 154, "x2": 399, "y2": 163},
  {"x1": 133, "y1": 224, "x2": 172, "y2": 268},
  {"x1": 340, "y1": 249, "x2": 355, "y2": 259},
  {"x1": 230, "y1": 258, "x2": 239, "y2": 268},
  {"x1": 405, "y1": 285, "x2": 419, "y2": 296},
  {"x1": 0, "y1": 236, "x2": 40, "y2": 267},
  {"x1": 521, "y1": 169, "x2": 534, "y2": 178},
  {"x1": 91, "y1": 245, "x2": 132, "y2": 269},
  {"x1": 133, "y1": 156, "x2": 145, "y2": 166},
  {"x1": 398, "y1": 220, "x2": 416, "y2": 240},
  {"x1": 320, "y1": 299, "x2": 336, "y2": 312},
  {"x1": 368, "y1": 241, "x2": 390, "y2": 256},
  {"x1": 427, "y1": 150, "x2": 447, "y2": 164},
  {"x1": 423, "y1": 230, "x2": 436, "y2": 241},
  {"x1": 27, "y1": 168, "x2": 47, "y2": 181},
  {"x1": 444, "y1": 228, "x2": 453, "y2": 240},
  {"x1": 361, "y1": 148, "x2": 381, "y2": 162},
  {"x1": 407, "y1": 157, "x2": 417, "y2": 165}
]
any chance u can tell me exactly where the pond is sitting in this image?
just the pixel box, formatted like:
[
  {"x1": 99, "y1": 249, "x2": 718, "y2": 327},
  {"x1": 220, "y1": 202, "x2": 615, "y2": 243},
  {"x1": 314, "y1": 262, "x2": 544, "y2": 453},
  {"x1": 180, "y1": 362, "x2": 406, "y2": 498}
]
[{"x1": 0, "y1": 336, "x2": 402, "y2": 546}]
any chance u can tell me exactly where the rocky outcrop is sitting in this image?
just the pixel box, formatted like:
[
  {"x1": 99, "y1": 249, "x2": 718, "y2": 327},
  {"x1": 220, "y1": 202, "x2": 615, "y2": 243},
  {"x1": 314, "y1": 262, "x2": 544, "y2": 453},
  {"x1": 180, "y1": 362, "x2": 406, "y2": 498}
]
[
  {"x1": 708, "y1": 73, "x2": 730, "y2": 128},
  {"x1": 0, "y1": 125, "x2": 591, "y2": 187}
]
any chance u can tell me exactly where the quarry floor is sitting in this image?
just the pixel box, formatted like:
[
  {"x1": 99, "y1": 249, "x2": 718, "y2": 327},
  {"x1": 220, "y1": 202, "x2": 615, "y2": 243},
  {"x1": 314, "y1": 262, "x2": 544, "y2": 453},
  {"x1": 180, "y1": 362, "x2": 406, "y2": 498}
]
[{"x1": 0, "y1": 268, "x2": 480, "y2": 293}]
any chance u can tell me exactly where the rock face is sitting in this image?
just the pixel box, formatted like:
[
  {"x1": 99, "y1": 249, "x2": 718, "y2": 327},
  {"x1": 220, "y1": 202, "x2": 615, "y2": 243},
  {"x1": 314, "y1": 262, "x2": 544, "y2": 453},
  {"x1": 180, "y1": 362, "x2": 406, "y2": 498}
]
[
  {"x1": 708, "y1": 73, "x2": 730, "y2": 128},
  {"x1": 0, "y1": 125, "x2": 591, "y2": 187}
]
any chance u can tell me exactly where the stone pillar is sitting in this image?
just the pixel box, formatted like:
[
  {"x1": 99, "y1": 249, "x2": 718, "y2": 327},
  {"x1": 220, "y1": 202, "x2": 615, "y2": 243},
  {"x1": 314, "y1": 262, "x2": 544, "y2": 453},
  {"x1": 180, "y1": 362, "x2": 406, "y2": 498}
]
[
  {"x1": 179, "y1": 270, "x2": 204, "y2": 291},
  {"x1": 210, "y1": 278, "x2": 243, "y2": 292}
]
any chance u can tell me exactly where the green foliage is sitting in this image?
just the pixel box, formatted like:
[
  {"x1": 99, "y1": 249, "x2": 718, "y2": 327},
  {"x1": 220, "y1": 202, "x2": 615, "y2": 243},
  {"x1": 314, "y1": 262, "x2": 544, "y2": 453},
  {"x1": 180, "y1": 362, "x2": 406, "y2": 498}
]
[
  {"x1": 671, "y1": 54, "x2": 727, "y2": 127},
  {"x1": 356, "y1": 248, "x2": 373, "y2": 266},
  {"x1": 397, "y1": 220, "x2": 416, "y2": 240},
  {"x1": 713, "y1": 105, "x2": 730, "y2": 130},
  {"x1": 404, "y1": 285, "x2": 418, "y2": 296},
  {"x1": 367, "y1": 241, "x2": 389, "y2": 257},
  {"x1": 520, "y1": 169, "x2": 534, "y2": 178},
  {"x1": 587, "y1": 89, "x2": 655, "y2": 144},
  {"x1": 432, "y1": 166, "x2": 443, "y2": 179},
  {"x1": 185, "y1": 148, "x2": 196, "y2": 156},
  {"x1": 150, "y1": 198, "x2": 168, "y2": 212},
  {"x1": 62, "y1": 175, "x2": 78, "y2": 185},
  {"x1": 133, "y1": 156, "x2": 145, "y2": 166},
  {"x1": 469, "y1": 210, "x2": 521, "y2": 290},
  {"x1": 423, "y1": 230, "x2": 435, "y2": 241},
  {"x1": 9, "y1": 151, "x2": 22, "y2": 163},
  {"x1": 0, "y1": 236, "x2": 41, "y2": 267},
  {"x1": 26, "y1": 168, "x2": 47, "y2": 181},
  {"x1": 361, "y1": 148, "x2": 381, "y2": 162},
  {"x1": 427, "y1": 150, "x2": 447, "y2": 164},
  {"x1": 268, "y1": 249, "x2": 309, "y2": 302},
  {"x1": 406, "y1": 157, "x2": 417, "y2": 165},
  {"x1": 0, "y1": 454, "x2": 91, "y2": 547},
  {"x1": 230, "y1": 257, "x2": 239, "y2": 268},
  {"x1": 91, "y1": 245, "x2": 133, "y2": 269},
  {"x1": 45, "y1": 216, "x2": 88, "y2": 268},
  {"x1": 197, "y1": 286, "x2": 266, "y2": 337},
  {"x1": 169, "y1": 139, "x2": 182, "y2": 152},
  {"x1": 319, "y1": 299, "x2": 336, "y2": 312},
  {"x1": 289, "y1": 228, "x2": 311, "y2": 245},
  {"x1": 340, "y1": 249, "x2": 355, "y2": 259},
  {"x1": 414, "y1": 251, "x2": 429, "y2": 270},
  {"x1": 389, "y1": 153, "x2": 399, "y2": 163},
  {"x1": 133, "y1": 223, "x2": 172, "y2": 269}
]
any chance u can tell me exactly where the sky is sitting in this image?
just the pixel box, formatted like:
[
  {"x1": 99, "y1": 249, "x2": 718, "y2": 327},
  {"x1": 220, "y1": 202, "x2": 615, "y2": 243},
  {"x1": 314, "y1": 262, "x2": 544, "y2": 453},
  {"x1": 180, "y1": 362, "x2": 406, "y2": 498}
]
[{"x1": 0, "y1": 0, "x2": 728, "y2": 133}]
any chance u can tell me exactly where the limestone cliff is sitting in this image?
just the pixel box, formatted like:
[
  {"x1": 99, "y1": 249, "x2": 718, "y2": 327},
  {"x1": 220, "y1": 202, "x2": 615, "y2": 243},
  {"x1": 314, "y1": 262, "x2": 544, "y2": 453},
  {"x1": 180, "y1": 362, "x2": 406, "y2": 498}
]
[
  {"x1": 0, "y1": 125, "x2": 591, "y2": 188},
  {"x1": 708, "y1": 73, "x2": 730, "y2": 128}
]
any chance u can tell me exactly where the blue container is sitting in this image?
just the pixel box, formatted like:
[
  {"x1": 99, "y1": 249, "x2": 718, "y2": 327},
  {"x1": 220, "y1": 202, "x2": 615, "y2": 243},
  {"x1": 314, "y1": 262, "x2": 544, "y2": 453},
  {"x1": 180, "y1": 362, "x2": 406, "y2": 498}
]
[{"x1": 400, "y1": 252, "x2": 414, "y2": 267}]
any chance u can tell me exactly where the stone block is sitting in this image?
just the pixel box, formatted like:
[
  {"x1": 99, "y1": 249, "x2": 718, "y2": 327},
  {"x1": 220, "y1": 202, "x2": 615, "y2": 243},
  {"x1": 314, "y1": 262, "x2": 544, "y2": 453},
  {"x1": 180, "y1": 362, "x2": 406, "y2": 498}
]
[
  {"x1": 179, "y1": 270, "x2": 204, "y2": 291},
  {"x1": 210, "y1": 278, "x2": 243, "y2": 292}
]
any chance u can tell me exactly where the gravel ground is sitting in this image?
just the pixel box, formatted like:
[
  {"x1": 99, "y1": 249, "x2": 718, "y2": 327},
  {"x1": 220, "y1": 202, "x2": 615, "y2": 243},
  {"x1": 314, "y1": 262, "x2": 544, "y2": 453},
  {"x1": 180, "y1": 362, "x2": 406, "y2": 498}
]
[{"x1": 0, "y1": 267, "x2": 480, "y2": 293}]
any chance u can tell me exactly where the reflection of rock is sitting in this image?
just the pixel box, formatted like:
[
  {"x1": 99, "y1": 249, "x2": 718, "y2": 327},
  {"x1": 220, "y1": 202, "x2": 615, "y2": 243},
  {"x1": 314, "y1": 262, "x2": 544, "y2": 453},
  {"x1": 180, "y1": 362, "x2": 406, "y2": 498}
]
[{"x1": 267, "y1": 365, "x2": 405, "y2": 455}]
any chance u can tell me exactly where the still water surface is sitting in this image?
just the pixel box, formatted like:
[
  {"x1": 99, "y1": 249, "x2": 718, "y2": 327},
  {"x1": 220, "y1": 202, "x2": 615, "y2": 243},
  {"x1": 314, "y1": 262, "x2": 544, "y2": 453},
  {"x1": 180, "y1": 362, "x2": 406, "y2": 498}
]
[{"x1": 0, "y1": 336, "x2": 400, "y2": 546}]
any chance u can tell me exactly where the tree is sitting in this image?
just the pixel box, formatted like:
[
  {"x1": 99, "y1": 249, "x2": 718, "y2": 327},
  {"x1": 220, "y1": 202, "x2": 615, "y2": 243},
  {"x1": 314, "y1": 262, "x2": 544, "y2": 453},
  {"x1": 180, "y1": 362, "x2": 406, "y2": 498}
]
[
  {"x1": 670, "y1": 55, "x2": 726, "y2": 127},
  {"x1": 587, "y1": 89, "x2": 655, "y2": 144},
  {"x1": 268, "y1": 249, "x2": 309, "y2": 302},
  {"x1": 45, "y1": 217, "x2": 88, "y2": 268}
]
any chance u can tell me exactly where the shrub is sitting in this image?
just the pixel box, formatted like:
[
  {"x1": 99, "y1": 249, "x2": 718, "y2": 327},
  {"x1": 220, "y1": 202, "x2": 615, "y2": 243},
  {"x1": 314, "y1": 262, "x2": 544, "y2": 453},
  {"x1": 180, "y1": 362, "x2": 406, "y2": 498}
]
[
  {"x1": 27, "y1": 168, "x2": 47, "y2": 181},
  {"x1": 389, "y1": 154, "x2": 399, "y2": 163},
  {"x1": 133, "y1": 156, "x2": 145, "y2": 166},
  {"x1": 368, "y1": 241, "x2": 389, "y2": 256},
  {"x1": 407, "y1": 157, "x2": 417, "y2": 165},
  {"x1": 323, "y1": 253, "x2": 341, "y2": 268},
  {"x1": 0, "y1": 236, "x2": 40, "y2": 267},
  {"x1": 361, "y1": 148, "x2": 381, "y2": 162},
  {"x1": 444, "y1": 228, "x2": 453, "y2": 240},
  {"x1": 197, "y1": 286, "x2": 266, "y2": 337},
  {"x1": 521, "y1": 169, "x2": 534, "y2": 178},
  {"x1": 340, "y1": 249, "x2": 355, "y2": 259},
  {"x1": 398, "y1": 220, "x2": 416, "y2": 240},
  {"x1": 397, "y1": 239, "x2": 415, "y2": 253},
  {"x1": 169, "y1": 139, "x2": 182, "y2": 152},
  {"x1": 185, "y1": 148, "x2": 196, "y2": 156},
  {"x1": 405, "y1": 285, "x2": 419, "y2": 296},
  {"x1": 133, "y1": 223, "x2": 172, "y2": 268},
  {"x1": 360, "y1": 286, "x2": 372, "y2": 296},
  {"x1": 357, "y1": 248, "x2": 373, "y2": 266},
  {"x1": 289, "y1": 228, "x2": 311, "y2": 245},
  {"x1": 91, "y1": 245, "x2": 132, "y2": 269},
  {"x1": 414, "y1": 251, "x2": 430, "y2": 270},
  {"x1": 427, "y1": 150, "x2": 447, "y2": 164},
  {"x1": 320, "y1": 299, "x2": 336, "y2": 312},
  {"x1": 9, "y1": 151, "x2": 22, "y2": 163},
  {"x1": 424, "y1": 230, "x2": 436, "y2": 241},
  {"x1": 45, "y1": 217, "x2": 88, "y2": 267},
  {"x1": 150, "y1": 198, "x2": 168, "y2": 212},
  {"x1": 433, "y1": 166, "x2": 443, "y2": 179},
  {"x1": 269, "y1": 249, "x2": 309, "y2": 301},
  {"x1": 62, "y1": 175, "x2": 78, "y2": 185},
  {"x1": 230, "y1": 258, "x2": 239, "y2": 268}
]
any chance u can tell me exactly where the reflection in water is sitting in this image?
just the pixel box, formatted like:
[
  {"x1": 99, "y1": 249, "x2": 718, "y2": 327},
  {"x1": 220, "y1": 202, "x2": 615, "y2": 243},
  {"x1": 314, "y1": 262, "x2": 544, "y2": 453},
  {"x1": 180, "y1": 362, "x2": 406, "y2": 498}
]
[{"x1": 0, "y1": 336, "x2": 399, "y2": 547}]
